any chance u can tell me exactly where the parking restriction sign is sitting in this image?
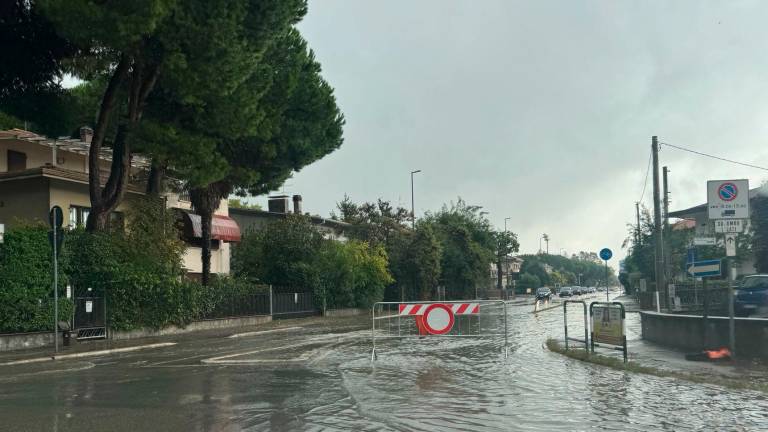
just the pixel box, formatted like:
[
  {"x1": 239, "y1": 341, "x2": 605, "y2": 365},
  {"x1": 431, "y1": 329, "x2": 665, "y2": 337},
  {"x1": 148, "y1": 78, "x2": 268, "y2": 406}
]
[{"x1": 708, "y1": 179, "x2": 749, "y2": 219}]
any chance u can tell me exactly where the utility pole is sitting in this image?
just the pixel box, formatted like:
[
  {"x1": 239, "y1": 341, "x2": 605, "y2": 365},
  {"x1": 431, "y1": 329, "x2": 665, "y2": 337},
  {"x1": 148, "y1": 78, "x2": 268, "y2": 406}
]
[
  {"x1": 652, "y1": 136, "x2": 665, "y2": 309},
  {"x1": 663, "y1": 166, "x2": 671, "y2": 309},
  {"x1": 662, "y1": 166, "x2": 670, "y2": 231},
  {"x1": 635, "y1": 202, "x2": 641, "y2": 247},
  {"x1": 410, "y1": 170, "x2": 421, "y2": 229}
]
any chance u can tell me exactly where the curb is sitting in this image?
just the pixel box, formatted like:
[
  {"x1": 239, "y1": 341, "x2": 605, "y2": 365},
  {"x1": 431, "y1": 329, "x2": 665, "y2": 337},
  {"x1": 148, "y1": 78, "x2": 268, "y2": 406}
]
[{"x1": 0, "y1": 342, "x2": 177, "y2": 366}]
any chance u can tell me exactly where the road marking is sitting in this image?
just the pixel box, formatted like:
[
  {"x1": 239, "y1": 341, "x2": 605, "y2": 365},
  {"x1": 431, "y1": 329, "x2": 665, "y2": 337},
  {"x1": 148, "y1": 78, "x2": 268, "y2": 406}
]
[
  {"x1": 0, "y1": 362, "x2": 96, "y2": 382},
  {"x1": 0, "y1": 342, "x2": 179, "y2": 365},
  {"x1": 202, "y1": 332, "x2": 362, "y2": 365},
  {"x1": 228, "y1": 326, "x2": 303, "y2": 339}
]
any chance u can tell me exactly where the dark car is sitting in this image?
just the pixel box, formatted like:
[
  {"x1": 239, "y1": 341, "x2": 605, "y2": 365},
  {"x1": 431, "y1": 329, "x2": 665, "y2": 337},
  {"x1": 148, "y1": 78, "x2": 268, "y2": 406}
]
[
  {"x1": 571, "y1": 286, "x2": 582, "y2": 296},
  {"x1": 735, "y1": 275, "x2": 768, "y2": 317},
  {"x1": 536, "y1": 287, "x2": 552, "y2": 301},
  {"x1": 558, "y1": 287, "x2": 573, "y2": 297}
]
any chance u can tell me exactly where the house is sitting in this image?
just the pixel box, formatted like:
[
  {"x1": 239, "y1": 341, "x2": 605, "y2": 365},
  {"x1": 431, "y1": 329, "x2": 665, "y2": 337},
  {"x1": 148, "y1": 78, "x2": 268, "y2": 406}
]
[
  {"x1": 489, "y1": 256, "x2": 524, "y2": 289},
  {"x1": 229, "y1": 195, "x2": 349, "y2": 241},
  {"x1": 668, "y1": 183, "x2": 768, "y2": 277},
  {"x1": 0, "y1": 128, "x2": 240, "y2": 279}
]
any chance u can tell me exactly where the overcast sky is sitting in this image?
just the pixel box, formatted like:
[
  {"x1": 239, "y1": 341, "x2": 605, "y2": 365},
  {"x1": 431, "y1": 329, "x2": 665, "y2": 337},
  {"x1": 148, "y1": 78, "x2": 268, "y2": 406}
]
[{"x1": 246, "y1": 0, "x2": 768, "y2": 266}]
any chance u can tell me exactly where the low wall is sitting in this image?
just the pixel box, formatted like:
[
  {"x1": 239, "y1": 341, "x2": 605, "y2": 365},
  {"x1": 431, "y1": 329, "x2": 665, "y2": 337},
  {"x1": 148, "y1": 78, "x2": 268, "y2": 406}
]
[
  {"x1": 0, "y1": 315, "x2": 272, "y2": 352},
  {"x1": 0, "y1": 331, "x2": 54, "y2": 352},
  {"x1": 640, "y1": 311, "x2": 768, "y2": 358},
  {"x1": 111, "y1": 315, "x2": 272, "y2": 340},
  {"x1": 323, "y1": 308, "x2": 367, "y2": 317}
]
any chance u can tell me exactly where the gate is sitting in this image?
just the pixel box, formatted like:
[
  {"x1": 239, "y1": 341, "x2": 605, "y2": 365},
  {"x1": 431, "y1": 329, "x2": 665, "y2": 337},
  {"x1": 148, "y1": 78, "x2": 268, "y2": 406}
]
[
  {"x1": 271, "y1": 291, "x2": 317, "y2": 317},
  {"x1": 371, "y1": 300, "x2": 508, "y2": 360},
  {"x1": 73, "y1": 296, "x2": 107, "y2": 340}
]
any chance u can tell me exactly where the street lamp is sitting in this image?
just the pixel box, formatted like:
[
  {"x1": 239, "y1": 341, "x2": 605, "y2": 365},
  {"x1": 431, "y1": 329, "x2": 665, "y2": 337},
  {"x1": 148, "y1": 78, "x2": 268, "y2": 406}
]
[
  {"x1": 410, "y1": 170, "x2": 421, "y2": 228},
  {"x1": 542, "y1": 233, "x2": 549, "y2": 254}
]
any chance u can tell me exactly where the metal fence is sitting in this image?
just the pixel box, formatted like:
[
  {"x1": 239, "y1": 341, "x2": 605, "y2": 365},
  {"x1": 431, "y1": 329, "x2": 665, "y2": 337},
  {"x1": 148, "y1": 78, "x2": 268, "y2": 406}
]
[
  {"x1": 272, "y1": 292, "x2": 317, "y2": 316},
  {"x1": 202, "y1": 293, "x2": 271, "y2": 319},
  {"x1": 637, "y1": 280, "x2": 733, "y2": 314},
  {"x1": 371, "y1": 300, "x2": 508, "y2": 360}
]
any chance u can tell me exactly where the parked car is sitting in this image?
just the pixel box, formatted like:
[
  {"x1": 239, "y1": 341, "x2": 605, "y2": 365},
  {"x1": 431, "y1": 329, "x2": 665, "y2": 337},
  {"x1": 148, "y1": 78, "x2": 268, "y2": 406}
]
[
  {"x1": 571, "y1": 286, "x2": 582, "y2": 295},
  {"x1": 735, "y1": 275, "x2": 768, "y2": 317},
  {"x1": 536, "y1": 287, "x2": 552, "y2": 301},
  {"x1": 559, "y1": 287, "x2": 573, "y2": 297}
]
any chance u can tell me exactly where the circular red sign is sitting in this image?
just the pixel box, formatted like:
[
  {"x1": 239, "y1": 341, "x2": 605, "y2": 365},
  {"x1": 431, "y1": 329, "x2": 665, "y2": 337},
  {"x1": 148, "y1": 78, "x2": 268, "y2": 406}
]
[{"x1": 422, "y1": 303, "x2": 455, "y2": 335}]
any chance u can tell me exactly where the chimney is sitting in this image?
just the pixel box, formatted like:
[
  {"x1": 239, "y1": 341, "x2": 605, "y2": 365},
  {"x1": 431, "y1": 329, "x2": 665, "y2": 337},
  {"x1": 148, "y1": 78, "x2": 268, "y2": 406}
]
[
  {"x1": 292, "y1": 195, "x2": 303, "y2": 214},
  {"x1": 79, "y1": 126, "x2": 93, "y2": 143},
  {"x1": 267, "y1": 195, "x2": 290, "y2": 214}
]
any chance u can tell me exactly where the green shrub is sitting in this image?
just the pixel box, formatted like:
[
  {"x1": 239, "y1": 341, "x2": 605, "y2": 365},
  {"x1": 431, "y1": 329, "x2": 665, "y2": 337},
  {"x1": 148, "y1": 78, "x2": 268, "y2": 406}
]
[
  {"x1": 0, "y1": 224, "x2": 73, "y2": 333},
  {"x1": 233, "y1": 215, "x2": 392, "y2": 311}
]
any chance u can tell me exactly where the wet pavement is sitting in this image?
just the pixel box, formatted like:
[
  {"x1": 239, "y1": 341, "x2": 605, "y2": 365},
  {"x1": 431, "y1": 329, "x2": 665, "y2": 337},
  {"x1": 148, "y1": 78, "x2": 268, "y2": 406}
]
[{"x1": 1, "y1": 299, "x2": 767, "y2": 431}]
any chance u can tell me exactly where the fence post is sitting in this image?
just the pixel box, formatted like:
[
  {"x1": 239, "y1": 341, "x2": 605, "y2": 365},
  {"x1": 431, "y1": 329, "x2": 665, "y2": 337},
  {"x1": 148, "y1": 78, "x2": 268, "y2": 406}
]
[{"x1": 269, "y1": 285, "x2": 273, "y2": 317}]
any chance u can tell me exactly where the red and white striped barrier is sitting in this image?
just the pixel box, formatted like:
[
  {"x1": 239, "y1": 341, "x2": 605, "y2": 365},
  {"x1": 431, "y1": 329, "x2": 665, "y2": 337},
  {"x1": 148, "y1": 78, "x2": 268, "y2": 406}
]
[{"x1": 399, "y1": 302, "x2": 479, "y2": 316}]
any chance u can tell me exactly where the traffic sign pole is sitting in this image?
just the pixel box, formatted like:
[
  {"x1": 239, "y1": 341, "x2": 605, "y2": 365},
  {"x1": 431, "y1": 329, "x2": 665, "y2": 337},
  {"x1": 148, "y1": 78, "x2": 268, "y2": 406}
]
[{"x1": 49, "y1": 206, "x2": 63, "y2": 354}]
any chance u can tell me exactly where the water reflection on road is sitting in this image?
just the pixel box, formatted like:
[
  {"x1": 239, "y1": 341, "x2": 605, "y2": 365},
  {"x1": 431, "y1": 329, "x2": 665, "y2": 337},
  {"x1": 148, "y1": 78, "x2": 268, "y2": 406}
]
[{"x1": 1, "y1": 302, "x2": 767, "y2": 431}]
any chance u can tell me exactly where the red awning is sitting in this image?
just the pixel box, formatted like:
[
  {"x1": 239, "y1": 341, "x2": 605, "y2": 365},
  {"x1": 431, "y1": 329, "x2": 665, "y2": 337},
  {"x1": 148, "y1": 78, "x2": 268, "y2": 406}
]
[{"x1": 179, "y1": 211, "x2": 241, "y2": 242}]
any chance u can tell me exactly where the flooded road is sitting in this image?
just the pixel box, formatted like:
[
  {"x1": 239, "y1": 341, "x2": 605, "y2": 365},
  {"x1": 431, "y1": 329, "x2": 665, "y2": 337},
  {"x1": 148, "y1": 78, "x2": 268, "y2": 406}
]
[{"x1": 1, "y1": 301, "x2": 767, "y2": 431}]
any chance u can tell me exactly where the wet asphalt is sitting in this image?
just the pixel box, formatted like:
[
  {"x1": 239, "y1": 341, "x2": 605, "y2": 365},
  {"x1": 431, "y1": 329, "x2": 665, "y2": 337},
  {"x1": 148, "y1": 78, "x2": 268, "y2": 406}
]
[{"x1": 0, "y1": 300, "x2": 766, "y2": 431}]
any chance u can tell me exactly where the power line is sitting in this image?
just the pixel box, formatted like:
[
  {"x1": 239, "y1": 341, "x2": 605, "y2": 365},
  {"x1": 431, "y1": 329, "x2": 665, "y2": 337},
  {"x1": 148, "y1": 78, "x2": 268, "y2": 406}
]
[
  {"x1": 660, "y1": 141, "x2": 768, "y2": 172},
  {"x1": 638, "y1": 150, "x2": 652, "y2": 204}
]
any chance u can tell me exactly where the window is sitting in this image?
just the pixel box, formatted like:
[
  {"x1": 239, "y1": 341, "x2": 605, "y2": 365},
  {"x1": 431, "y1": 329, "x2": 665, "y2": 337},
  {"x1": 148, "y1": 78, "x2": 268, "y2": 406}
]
[
  {"x1": 7, "y1": 150, "x2": 26, "y2": 172},
  {"x1": 69, "y1": 206, "x2": 123, "y2": 231},
  {"x1": 69, "y1": 206, "x2": 90, "y2": 229}
]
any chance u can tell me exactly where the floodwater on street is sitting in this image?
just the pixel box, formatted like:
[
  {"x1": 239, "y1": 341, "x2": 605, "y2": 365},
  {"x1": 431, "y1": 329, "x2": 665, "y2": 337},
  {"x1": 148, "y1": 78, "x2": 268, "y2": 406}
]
[{"x1": 1, "y1": 300, "x2": 767, "y2": 432}]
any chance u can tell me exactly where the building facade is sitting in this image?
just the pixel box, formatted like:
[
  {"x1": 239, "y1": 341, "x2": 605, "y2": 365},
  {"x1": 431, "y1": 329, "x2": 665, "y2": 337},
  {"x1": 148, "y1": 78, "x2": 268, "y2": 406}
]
[
  {"x1": 229, "y1": 195, "x2": 349, "y2": 241},
  {"x1": 0, "y1": 128, "x2": 240, "y2": 278}
]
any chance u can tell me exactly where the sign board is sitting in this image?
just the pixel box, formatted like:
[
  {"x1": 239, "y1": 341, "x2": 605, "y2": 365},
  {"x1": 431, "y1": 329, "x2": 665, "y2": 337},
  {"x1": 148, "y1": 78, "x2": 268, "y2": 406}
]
[
  {"x1": 591, "y1": 304, "x2": 624, "y2": 346},
  {"x1": 687, "y1": 259, "x2": 722, "y2": 278},
  {"x1": 725, "y1": 234, "x2": 737, "y2": 257},
  {"x1": 599, "y1": 248, "x2": 613, "y2": 261},
  {"x1": 49, "y1": 206, "x2": 64, "y2": 228},
  {"x1": 693, "y1": 237, "x2": 717, "y2": 246},
  {"x1": 715, "y1": 219, "x2": 744, "y2": 233},
  {"x1": 639, "y1": 279, "x2": 647, "y2": 292},
  {"x1": 686, "y1": 247, "x2": 697, "y2": 264},
  {"x1": 0, "y1": 223, "x2": 4, "y2": 244},
  {"x1": 85, "y1": 300, "x2": 93, "y2": 313},
  {"x1": 668, "y1": 283, "x2": 676, "y2": 299},
  {"x1": 708, "y1": 179, "x2": 749, "y2": 219}
]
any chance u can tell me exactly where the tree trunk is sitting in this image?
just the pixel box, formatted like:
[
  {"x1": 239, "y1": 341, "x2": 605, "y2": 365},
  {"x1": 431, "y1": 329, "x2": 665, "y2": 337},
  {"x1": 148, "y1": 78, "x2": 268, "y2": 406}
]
[
  {"x1": 146, "y1": 161, "x2": 167, "y2": 196},
  {"x1": 86, "y1": 54, "x2": 160, "y2": 232},
  {"x1": 200, "y1": 206, "x2": 213, "y2": 286},
  {"x1": 189, "y1": 181, "x2": 231, "y2": 285},
  {"x1": 496, "y1": 256, "x2": 503, "y2": 291}
]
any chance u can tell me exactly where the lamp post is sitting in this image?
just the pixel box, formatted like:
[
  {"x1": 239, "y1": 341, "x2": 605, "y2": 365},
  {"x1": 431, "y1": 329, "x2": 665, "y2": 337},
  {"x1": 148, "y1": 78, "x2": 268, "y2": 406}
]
[
  {"x1": 543, "y1": 233, "x2": 549, "y2": 254},
  {"x1": 410, "y1": 170, "x2": 421, "y2": 229}
]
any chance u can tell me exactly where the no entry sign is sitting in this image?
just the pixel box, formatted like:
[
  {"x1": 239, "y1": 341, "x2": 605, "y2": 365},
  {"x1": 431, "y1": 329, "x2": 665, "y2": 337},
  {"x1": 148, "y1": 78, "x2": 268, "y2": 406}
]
[
  {"x1": 398, "y1": 302, "x2": 479, "y2": 335},
  {"x1": 422, "y1": 303, "x2": 455, "y2": 335}
]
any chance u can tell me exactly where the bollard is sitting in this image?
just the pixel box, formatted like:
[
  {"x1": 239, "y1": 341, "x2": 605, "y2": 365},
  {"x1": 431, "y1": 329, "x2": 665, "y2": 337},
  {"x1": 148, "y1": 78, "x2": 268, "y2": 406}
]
[{"x1": 534, "y1": 300, "x2": 540, "y2": 313}]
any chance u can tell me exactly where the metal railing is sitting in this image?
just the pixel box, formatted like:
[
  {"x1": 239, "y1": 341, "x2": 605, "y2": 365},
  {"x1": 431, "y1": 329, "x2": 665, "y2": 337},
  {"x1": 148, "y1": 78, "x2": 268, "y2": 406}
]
[
  {"x1": 371, "y1": 300, "x2": 508, "y2": 360},
  {"x1": 202, "y1": 293, "x2": 271, "y2": 319}
]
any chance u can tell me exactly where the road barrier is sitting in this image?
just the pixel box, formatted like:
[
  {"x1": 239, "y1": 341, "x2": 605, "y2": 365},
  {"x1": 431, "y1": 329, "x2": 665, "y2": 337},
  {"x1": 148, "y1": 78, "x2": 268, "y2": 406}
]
[
  {"x1": 563, "y1": 300, "x2": 589, "y2": 351},
  {"x1": 371, "y1": 300, "x2": 508, "y2": 360}
]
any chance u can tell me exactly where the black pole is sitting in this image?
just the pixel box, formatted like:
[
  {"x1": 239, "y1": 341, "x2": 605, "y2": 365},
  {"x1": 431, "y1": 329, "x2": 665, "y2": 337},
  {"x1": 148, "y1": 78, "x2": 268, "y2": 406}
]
[{"x1": 605, "y1": 260, "x2": 609, "y2": 302}]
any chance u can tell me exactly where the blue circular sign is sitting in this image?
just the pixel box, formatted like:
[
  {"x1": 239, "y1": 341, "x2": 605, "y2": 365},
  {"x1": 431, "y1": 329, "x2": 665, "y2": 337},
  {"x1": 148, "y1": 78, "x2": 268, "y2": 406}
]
[
  {"x1": 599, "y1": 248, "x2": 613, "y2": 261},
  {"x1": 718, "y1": 182, "x2": 738, "y2": 202}
]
